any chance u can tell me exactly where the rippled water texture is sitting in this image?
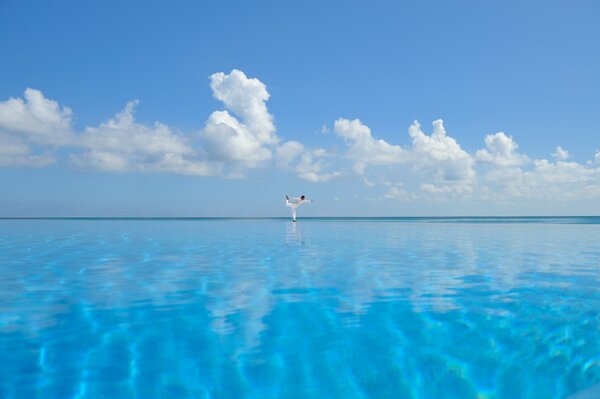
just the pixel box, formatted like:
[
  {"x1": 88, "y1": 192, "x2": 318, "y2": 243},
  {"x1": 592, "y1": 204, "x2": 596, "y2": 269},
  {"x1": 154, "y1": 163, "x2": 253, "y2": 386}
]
[{"x1": 0, "y1": 218, "x2": 599, "y2": 398}]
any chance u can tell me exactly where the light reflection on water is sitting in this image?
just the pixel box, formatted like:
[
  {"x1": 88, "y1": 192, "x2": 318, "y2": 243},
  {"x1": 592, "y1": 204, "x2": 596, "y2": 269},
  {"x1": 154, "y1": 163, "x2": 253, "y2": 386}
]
[{"x1": 0, "y1": 219, "x2": 599, "y2": 398}]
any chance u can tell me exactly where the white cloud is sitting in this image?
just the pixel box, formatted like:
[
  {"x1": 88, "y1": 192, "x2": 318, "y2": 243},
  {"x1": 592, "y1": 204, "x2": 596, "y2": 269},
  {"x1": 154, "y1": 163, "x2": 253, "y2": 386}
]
[
  {"x1": 276, "y1": 140, "x2": 304, "y2": 168},
  {"x1": 334, "y1": 118, "x2": 474, "y2": 185},
  {"x1": 527, "y1": 159, "x2": 600, "y2": 199},
  {"x1": 0, "y1": 134, "x2": 55, "y2": 167},
  {"x1": 72, "y1": 100, "x2": 215, "y2": 175},
  {"x1": 3, "y1": 72, "x2": 600, "y2": 208},
  {"x1": 334, "y1": 118, "x2": 406, "y2": 175},
  {"x1": 407, "y1": 119, "x2": 475, "y2": 182},
  {"x1": 295, "y1": 149, "x2": 341, "y2": 183},
  {"x1": 384, "y1": 186, "x2": 409, "y2": 200},
  {"x1": 552, "y1": 146, "x2": 570, "y2": 161},
  {"x1": 531, "y1": 159, "x2": 593, "y2": 184},
  {"x1": 0, "y1": 72, "x2": 291, "y2": 179},
  {"x1": 73, "y1": 70, "x2": 280, "y2": 176},
  {"x1": 0, "y1": 73, "x2": 278, "y2": 176},
  {"x1": 0, "y1": 88, "x2": 73, "y2": 167},
  {"x1": 476, "y1": 132, "x2": 529, "y2": 167},
  {"x1": 0, "y1": 88, "x2": 73, "y2": 145},
  {"x1": 481, "y1": 157, "x2": 600, "y2": 200},
  {"x1": 201, "y1": 70, "x2": 278, "y2": 171},
  {"x1": 419, "y1": 182, "x2": 473, "y2": 197},
  {"x1": 210, "y1": 70, "x2": 276, "y2": 145},
  {"x1": 333, "y1": 118, "x2": 475, "y2": 198},
  {"x1": 277, "y1": 142, "x2": 341, "y2": 182},
  {"x1": 202, "y1": 110, "x2": 272, "y2": 166},
  {"x1": 72, "y1": 150, "x2": 128, "y2": 172},
  {"x1": 476, "y1": 132, "x2": 600, "y2": 201},
  {"x1": 362, "y1": 177, "x2": 375, "y2": 187}
]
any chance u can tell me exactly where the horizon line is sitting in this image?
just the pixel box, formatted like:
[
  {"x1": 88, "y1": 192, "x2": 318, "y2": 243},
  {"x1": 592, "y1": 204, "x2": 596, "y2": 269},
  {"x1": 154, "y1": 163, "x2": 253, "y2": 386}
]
[{"x1": 1, "y1": 216, "x2": 599, "y2": 220}]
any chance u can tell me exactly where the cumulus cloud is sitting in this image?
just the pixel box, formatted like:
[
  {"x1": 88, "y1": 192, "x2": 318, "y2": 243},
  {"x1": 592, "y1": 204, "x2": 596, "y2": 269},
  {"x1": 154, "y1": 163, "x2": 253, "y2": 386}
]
[
  {"x1": 532, "y1": 159, "x2": 591, "y2": 183},
  {"x1": 522, "y1": 159, "x2": 600, "y2": 199},
  {"x1": 334, "y1": 118, "x2": 474, "y2": 185},
  {"x1": 210, "y1": 70, "x2": 276, "y2": 144},
  {"x1": 71, "y1": 69, "x2": 282, "y2": 177},
  {"x1": 481, "y1": 156, "x2": 600, "y2": 201},
  {"x1": 276, "y1": 141, "x2": 341, "y2": 182},
  {"x1": 201, "y1": 110, "x2": 272, "y2": 166},
  {"x1": 0, "y1": 88, "x2": 74, "y2": 167},
  {"x1": 407, "y1": 119, "x2": 475, "y2": 182},
  {"x1": 334, "y1": 118, "x2": 476, "y2": 198},
  {"x1": 334, "y1": 118, "x2": 405, "y2": 175},
  {"x1": 474, "y1": 130, "x2": 600, "y2": 201},
  {"x1": 0, "y1": 70, "x2": 281, "y2": 177},
  {"x1": 276, "y1": 141, "x2": 305, "y2": 168},
  {"x1": 0, "y1": 134, "x2": 55, "y2": 167},
  {"x1": 201, "y1": 70, "x2": 278, "y2": 171},
  {"x1": 419, "y1": 182, "x2": 473, "y2": 197},
  {"x1": 384, "y1": 186, "x2": 409, "y2": 200},
  {"x1": 3, "y1": 71, "x2": 600, "y2": 207},
  {"x1": 0, "y1": 88, "x2": 73, "y2": 145},
  {"x1": 476, "y1": 132, "x2": 529, "y2": 167},
  {"x1": 295, "y1": 148, "x2": 342, "y2": 183},
  {"x1": 72, "y1": 100, "x2": 215, "y2": 175},
  {"x1": 552, "y1": 146, "x2": 570, "y2": 161}
]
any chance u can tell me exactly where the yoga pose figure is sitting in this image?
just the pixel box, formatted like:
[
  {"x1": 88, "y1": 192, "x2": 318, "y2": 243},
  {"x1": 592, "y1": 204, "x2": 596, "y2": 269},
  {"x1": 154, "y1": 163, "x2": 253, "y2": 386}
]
[{"x1": 285, "y1": 195, "x2": 312, "y2": 222}]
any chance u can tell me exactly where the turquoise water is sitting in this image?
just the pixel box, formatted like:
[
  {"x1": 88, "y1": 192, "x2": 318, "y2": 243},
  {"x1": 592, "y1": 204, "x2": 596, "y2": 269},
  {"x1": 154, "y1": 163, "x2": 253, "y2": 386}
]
[{"x1": 0, "y1": 218, "x2": 599, "y2": 399}]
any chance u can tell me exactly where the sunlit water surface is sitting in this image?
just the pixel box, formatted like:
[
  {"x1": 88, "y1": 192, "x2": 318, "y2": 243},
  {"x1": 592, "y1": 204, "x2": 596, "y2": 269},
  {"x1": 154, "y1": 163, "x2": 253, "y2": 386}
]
[{"x1": 0, "y1": 218, "x2": 599, "y2": 398}]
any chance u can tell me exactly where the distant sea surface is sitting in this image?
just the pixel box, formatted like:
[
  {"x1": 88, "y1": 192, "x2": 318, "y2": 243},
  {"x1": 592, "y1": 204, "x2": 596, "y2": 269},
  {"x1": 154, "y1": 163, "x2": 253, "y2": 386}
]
[{"x1": 1, "y1": 218, "x2": 598, "y2": 398}]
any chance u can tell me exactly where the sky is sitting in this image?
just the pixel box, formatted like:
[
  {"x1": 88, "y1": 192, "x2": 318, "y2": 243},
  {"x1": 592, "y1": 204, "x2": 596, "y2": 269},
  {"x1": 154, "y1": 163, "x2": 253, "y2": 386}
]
[{"x1": 0, "y1": 0, "x2": 599, "y2": 217}]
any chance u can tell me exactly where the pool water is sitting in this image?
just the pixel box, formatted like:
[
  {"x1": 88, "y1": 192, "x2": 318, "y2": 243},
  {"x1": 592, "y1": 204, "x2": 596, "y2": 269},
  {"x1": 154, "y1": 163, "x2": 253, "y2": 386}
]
[{"x1": 0, "y1": 218, "x2": 599, "y2": 398}]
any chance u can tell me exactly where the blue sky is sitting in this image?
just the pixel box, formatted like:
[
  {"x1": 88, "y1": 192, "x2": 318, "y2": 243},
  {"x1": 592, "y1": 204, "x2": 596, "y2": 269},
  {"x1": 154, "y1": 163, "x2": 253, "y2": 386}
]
[{"x1": 1, "y1": 0, "x2": 599, "y2": 216}]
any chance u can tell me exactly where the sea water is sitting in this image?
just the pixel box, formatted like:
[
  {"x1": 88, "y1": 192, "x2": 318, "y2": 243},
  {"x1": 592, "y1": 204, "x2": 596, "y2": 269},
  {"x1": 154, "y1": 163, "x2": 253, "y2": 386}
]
[{"x1": 0, "y1": 218, "x2": 598, "y2": 399}]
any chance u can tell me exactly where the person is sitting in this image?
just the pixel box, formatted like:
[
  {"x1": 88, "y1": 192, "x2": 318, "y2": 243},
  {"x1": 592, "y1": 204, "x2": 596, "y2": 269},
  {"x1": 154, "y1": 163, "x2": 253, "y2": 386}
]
[{"x1": 285, "y1": 195, "x2": 312, "y2": 222}]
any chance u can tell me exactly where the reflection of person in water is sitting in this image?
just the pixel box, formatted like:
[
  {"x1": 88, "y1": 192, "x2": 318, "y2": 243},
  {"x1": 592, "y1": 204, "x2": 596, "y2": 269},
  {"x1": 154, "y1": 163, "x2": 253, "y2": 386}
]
[
  {"x1": 285, "y1": 195, "x2": 313, "y2": 222},
  {"x1": 285, "y1": 220, "x2": 305, "y2": 246}
]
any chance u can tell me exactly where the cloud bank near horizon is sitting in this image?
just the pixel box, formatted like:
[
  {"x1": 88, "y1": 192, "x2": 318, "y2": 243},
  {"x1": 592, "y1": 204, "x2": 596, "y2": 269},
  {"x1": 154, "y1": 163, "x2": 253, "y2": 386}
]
[{"x1": 1, "y1": 69, "x2": 600, "y2": 202}]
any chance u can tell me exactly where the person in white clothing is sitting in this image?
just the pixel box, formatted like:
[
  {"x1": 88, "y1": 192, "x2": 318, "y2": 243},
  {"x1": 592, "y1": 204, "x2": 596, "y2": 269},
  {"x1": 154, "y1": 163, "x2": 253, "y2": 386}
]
[{"x1": 285, "y1": 195, "x2": 312, "y2": 222}]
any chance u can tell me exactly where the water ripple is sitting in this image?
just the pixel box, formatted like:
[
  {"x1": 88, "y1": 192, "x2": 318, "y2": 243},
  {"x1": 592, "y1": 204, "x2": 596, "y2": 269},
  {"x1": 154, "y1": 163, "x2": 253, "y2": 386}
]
[{"x1": 0, "y1": 219, "x2": 598, "y2": 398}]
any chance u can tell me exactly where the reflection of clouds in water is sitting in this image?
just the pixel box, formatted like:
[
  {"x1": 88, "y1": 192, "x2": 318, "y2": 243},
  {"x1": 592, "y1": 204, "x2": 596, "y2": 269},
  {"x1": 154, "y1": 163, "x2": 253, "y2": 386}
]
[
  {"x1": 1, "y1": 220, "x2": 599, "y2": 359},
  {"x1": 199, "y1": 232, "x2": 279, "y2": 355},
  {"x1": 0, "y1": 227, "x2": 213, "y2": 336},
  {"x1": 207, "y1": 278, "x2": 271, "y2": 355},
  {"x1": 274, "y1": 223, "x2": 600, "y2": 318},
  {"x1": 0, "y1": 220, "x2": 598, "y2": 399}
]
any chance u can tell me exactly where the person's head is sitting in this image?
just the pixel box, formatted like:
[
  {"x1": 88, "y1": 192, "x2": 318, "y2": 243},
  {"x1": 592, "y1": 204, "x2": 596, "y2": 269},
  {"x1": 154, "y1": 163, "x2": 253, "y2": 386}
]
[{"x1": 301, "y1": 195, "x2": 305, "y2": 200}]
